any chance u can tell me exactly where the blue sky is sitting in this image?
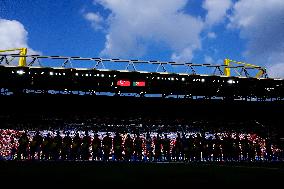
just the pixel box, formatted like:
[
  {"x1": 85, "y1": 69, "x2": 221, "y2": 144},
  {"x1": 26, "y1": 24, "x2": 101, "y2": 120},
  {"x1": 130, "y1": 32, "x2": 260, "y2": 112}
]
[{"x1": 0, "y1": 0, "x2": 283, "y2": 77}]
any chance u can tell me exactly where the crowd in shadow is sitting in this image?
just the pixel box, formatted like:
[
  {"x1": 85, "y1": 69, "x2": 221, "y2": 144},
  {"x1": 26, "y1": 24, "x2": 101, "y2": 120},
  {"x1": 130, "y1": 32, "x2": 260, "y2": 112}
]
[{"x1": 1, "y1": 129, "x2": 282, "y2": 162}]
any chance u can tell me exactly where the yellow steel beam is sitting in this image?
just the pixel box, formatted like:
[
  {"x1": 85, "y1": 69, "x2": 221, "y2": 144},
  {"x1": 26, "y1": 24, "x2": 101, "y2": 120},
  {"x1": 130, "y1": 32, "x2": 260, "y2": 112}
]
[
  {"x1": 224, "y1": 58, "x2": 265, "y2": 78},
  {"x1": 255, "y1": 69, "x2": 265, "y2": 78},
  {"x1": 226, "y1": 59, "x2": 260, "y2": 68},
  {"x1": 0, "y1": 48, "x2": 27, "y2": 67},
  {"x1": 224, "y1": 58, "x2": 230, "y2": 77},
  {"x1": 18, "y1": 48, "x2": 27, "y2": 67},
  {"x1": 0, "y1": 48, "x2": 23, "y2": 52}
]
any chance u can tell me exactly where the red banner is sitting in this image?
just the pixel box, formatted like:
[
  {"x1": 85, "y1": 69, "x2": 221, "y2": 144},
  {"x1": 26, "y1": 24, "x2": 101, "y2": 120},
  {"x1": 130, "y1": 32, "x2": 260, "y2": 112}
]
[
  {"x1": 133, "y1": 81, "x2": 146, "y2": 86},
  {"x1": 117, "y1": 80, "x2": 131, "y2": 86}
]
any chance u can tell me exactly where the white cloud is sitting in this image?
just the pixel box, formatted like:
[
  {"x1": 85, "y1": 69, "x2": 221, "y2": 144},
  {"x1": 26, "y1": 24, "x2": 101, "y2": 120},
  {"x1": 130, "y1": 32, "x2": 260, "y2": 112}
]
[
  {"x1": 228, "y1": 0, "x2": 284, "y2": 78},
  {"x1": 203, "y1": 0, "x2": 232, "y2": 26},
  {"x1": 0, "y1": 18, "x2": 38, "y2": 55},
  {"x1": 268, "y1": 64, "x2": 284, "y2": 78},
  {"x1": 207, "y1": 32, "x2": 217, "y2": 39},
  {"x1": 203, "y1": 55, "x2": 223, "y2": 65},
  {"x1": 84, "y1": 12, "x2": 104, "y2": 30},
  {"x1": 171, "y1": 47, "x2": 194, "y2": 63},
  {"x1": 266, "y1": 52, "x2": 284, "y2": 78},
  {"x1": 94, "y1": 0, "x2": 204, "y2": 62},
  {"x1": 204, "y1": 55, "x2": 214, "y2": 64}
]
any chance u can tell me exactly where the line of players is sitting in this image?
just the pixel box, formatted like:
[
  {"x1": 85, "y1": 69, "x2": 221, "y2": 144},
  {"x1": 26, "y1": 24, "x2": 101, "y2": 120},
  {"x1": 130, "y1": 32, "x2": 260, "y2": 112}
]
[{"x1": 14, "y1": 130, "x2": 279, "y2": 162}]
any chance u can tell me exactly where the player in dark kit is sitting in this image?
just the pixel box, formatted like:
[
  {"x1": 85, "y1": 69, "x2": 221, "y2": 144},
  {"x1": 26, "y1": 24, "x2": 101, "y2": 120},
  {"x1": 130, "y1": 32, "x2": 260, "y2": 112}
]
[
  {"x1": 133, "y1": 133, "x2": 143, "y2": 161},
  {"x1": 30, "y1": 131, "x2": 43, "y2": 160},
  {"x1": 53, "y1": 131, "x2": 62, "y2": 160},
  {"x1": 17, "y1": 131, "x2": 29, "y2": 160},
  {"x1": 162, "y1": 133, "x2": 171, "y2": 161},
  {"x1": 92, "y1": 133, "x2": 102, "y2": 161},
  {"x1": 102, "y1": 133, "x2": 112, "y2": 161},
  {"x1": 113, "y1": 132, "x2": 123, "y2": 161},
  {"x1": 124, "y1": 134, "x2": 134, "y2": 161},
  {"x1": 154, "y1": 133, "x2": 162, "y2": 161},
  {"x1": 173, "y1": 133, "x2": 182, "y2": 161},
  {"x1": 145, "y1": 132, "x2": 153, "y2": 161},
  {"x1": 42, "y1": 133, "x2": 54, "y2": 160},
  {"x1": 62, "y1": 132, "x2": 72, "y2": 160},
  {"x1": 81, "y1": 130, "x2": 92, "y2": 160},
  {"x1": 72, "y1": 132, "x2": 82, "y2": 160}
]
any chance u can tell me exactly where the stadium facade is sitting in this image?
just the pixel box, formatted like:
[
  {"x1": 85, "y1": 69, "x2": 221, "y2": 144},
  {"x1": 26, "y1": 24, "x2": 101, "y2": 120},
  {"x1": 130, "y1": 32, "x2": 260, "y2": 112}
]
[{"x1": 0, "y1": 49, "x2": 284, "y2": 160}]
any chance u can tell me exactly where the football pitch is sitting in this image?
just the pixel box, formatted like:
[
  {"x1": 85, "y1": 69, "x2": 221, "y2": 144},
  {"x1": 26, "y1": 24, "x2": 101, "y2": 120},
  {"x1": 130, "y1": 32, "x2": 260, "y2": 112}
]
[{"x1": 1, "y1": 161, "x2": 283, "y2": 186}]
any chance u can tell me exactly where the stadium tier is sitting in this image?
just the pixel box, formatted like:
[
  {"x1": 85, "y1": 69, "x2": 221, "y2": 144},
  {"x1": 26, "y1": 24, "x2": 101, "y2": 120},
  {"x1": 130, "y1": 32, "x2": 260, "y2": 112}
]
[
  {"x1": 0, "y1": 52, "x2": 283, "y2": 99},
  {"x1": 0, "y1": 65, "x2": 283, "y2": 99}
]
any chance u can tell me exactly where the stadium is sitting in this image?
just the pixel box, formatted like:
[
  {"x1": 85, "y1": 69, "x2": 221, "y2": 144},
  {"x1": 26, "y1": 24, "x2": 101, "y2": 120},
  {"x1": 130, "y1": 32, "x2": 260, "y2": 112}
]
[{"x1": 0, "y1": 48, "x2": 284, "y2": 185}]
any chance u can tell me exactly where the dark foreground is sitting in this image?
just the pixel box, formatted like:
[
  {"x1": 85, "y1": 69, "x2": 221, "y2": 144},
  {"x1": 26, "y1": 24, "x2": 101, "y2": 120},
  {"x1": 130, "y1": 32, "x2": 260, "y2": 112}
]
[{"x1": 1, "y1": 161, "x2": 284, "y2": 186}]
